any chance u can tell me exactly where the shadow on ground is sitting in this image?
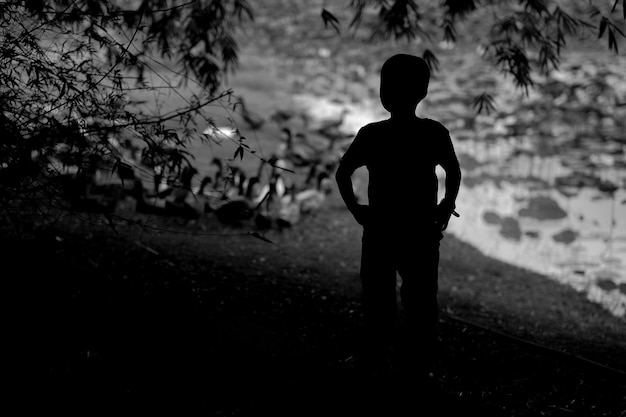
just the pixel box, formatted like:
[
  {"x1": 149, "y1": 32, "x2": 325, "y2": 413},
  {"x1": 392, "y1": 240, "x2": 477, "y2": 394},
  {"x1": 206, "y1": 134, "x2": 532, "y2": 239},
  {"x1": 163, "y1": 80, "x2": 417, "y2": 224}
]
[{"x1": 6, "y1": 230, "x2": 624, "y2": 416}]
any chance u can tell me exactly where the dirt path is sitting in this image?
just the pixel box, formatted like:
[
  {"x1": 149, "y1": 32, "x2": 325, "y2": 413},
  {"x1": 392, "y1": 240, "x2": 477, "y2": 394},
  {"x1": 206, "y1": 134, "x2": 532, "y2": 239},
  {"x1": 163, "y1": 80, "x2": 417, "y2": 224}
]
[{"x1": 6, "y1": 207, "x2": 625, "y2": 416}]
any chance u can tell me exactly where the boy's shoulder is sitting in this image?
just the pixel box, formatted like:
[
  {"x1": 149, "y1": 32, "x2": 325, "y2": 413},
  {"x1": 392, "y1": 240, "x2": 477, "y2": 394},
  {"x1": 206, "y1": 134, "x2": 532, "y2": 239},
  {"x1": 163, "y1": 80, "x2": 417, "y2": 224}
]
[
  {"x1": 417, "y1": 117, "x2": 449, "y2": 133},
  {"x1": 360, "y1": 117, "x2": 449, "y2": 133},
  {"x1": 358, "y1": 120, "x2": 388, "y2": 133}
]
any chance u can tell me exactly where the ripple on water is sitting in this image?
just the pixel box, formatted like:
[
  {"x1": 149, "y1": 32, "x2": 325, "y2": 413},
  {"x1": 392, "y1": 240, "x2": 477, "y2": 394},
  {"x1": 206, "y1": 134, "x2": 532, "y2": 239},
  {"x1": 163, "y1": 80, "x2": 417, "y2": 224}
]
[
  {"x1": 518, "y1": 196, "x2": 568, "y2": 220},
  {"x1": 482, "y1": 210, "x2": 502, "y2": 225},
  {"x1": 552, "y1": 229, "x2": 579, "y2": 245},
  {"x1": 595, "y1": 274, "x2": 626, "y2": 293},
  {"x1": 499, "y1": 217, "x2": 522, "y2": 241}
]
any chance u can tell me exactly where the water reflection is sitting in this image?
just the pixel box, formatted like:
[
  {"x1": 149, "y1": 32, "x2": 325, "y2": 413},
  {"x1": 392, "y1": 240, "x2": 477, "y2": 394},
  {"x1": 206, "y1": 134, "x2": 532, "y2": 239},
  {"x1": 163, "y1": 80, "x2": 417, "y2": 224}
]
[
  {"x1": 296, "y1": 92, "x2": 626, "y2": 318},
  {"x1": 446, "y1": 137, "x2": 626, "y2": 317}
]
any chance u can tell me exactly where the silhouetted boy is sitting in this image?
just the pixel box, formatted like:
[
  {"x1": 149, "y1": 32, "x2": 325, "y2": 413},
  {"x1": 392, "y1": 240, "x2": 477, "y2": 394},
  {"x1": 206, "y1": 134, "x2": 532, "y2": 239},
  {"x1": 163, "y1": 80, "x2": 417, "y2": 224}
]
[{"x1": 335, "y1": 54, "x2": 461, "y2": 378}]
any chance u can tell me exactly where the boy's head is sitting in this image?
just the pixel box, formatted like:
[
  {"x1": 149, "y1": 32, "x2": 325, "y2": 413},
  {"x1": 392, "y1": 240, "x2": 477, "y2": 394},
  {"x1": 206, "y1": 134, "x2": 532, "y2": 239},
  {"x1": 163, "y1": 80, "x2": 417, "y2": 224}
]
[{"x1": 379, "y1": 54, "x2": 430, "y2": 113}]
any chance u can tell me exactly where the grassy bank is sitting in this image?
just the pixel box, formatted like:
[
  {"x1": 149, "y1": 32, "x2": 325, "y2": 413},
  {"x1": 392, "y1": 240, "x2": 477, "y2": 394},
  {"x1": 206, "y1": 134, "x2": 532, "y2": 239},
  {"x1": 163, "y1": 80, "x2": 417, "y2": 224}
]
[{"x1": 6, "y1": 203, "x2": 625, "y2": 416}]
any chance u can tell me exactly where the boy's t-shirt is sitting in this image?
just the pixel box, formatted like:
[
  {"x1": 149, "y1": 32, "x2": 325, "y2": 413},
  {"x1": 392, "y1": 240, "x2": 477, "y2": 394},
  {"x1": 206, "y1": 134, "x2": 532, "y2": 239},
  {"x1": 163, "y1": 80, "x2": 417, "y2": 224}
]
[{"x1": 340, "y1": 117, "x2": 456, "y2": 230}]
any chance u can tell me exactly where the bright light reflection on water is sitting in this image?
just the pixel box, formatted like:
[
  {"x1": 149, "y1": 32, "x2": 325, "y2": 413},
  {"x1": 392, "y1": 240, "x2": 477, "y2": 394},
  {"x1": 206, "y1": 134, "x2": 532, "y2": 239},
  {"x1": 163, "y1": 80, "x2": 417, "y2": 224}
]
[{"x1": 444, "y1": 140, "x2": 626, "y2": 318}]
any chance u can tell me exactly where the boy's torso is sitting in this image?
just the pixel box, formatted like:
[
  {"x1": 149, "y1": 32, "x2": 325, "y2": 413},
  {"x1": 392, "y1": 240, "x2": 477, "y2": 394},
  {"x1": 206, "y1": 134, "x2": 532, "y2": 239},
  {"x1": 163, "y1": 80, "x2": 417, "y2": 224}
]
[{"x1": 360, "y1": 117, "x2": 445, "y2": 227}]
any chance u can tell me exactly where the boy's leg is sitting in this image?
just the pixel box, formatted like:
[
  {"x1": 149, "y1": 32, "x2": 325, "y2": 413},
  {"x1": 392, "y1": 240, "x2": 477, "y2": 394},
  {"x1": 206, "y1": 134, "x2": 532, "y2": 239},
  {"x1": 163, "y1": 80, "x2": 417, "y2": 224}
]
[
  {"x1": 397, "y1": 234, "x2": 441, "y2": 374},
  {"x1": 360, "y1": 229, "x2": 397, "y2": 371}
]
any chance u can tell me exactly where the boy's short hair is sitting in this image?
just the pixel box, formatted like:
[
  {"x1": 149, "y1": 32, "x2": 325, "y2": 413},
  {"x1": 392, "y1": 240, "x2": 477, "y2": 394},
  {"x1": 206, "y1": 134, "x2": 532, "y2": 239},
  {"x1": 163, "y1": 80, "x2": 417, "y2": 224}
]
[{"x1": 380, "y1": 54, "x2": 430, "y2": 112}]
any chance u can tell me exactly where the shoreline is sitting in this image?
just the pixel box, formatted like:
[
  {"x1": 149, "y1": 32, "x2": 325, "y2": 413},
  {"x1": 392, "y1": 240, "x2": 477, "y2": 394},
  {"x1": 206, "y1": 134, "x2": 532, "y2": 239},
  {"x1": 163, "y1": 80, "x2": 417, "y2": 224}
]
[{"x1": 11, "y1": 205, "x2": 624, "y2": 367}]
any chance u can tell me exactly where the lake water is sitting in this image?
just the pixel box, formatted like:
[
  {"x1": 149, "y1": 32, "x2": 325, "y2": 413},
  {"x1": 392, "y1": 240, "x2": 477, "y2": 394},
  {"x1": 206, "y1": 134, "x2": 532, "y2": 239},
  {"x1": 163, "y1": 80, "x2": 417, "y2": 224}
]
[
  {"x1": 445, "y1": 140, "x2": 626, "y2": 318},
  {"x1": 293, "y1": 93, "x2": 626, "y2": 318},
  {"x1": 164, "y1": 51, "x2": 626, "y2": 318}
]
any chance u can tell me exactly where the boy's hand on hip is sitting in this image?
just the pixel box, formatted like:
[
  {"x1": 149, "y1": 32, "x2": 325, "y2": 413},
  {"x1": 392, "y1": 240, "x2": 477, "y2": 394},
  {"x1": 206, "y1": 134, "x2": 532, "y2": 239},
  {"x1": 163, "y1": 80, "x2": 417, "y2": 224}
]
[
  {"x1": 436, "y1": 200, "x2": 456, "y2": 231},
  {"x1": 353, "y1": 204, "x2": 370, "y2": 226}
]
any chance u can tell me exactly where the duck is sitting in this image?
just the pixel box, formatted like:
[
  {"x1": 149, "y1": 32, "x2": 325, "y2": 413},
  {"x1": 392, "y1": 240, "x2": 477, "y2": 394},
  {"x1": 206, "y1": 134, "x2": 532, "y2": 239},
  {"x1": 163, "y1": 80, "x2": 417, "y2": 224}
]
[
  {"x1": 244, "y1": 158, "x2": 268, "y2": 200},
  {"x1": 314, "y1": 108, "x2": 349, "y2": 138},
  {"x1": 195, "y1": 175, "x2": 214, "y2": 196},
  {"x1": 212, "y1": 198, "x2": 254, "y2": 226},
  {"x1": 269, "y1": 169, "x2": 287, "y2": 203},
  {"x1": 210, "y1": 164, "x2": 269, "y2": 226},
  {"x1": 163, "y1": 165, "x2": 204, "y2": 218},
  {"x1": 235, "y1": 159, "x2": 272, "y2": 208},
  {"x1": 270, "y1": 108, "x2": 298, "y2": 126},
  {"x1": 192, "y1": 175, "x2": 220, "y2": 213},
  {"x1": 249, "y1": 179, "x2": 274, "y2": 230},
  {"x1": 243, "y1": 175, "x2": 264, "y2": 205},
  {"x1": 210, "y1": 157, "x2": 224, "y2": 184},
  {"x1": 61, "y1": 162, "x2": 124, "y2": 214},
  {"x1": 145, "y1": 169, "x2": 177, "y2": 200},
  {"x1": 132, "y1": 178, "x2": 169, "y2": 215},
  {"x1": 254, "y1": 210, "x2": 273, "y2": 230},
  {"x1": 249, "y1": 166, "x2": 289, "y2": 229},
  {"x1": 302, "y1": 162, "x2": 319, "y2": 188},
  {"x1": 203, "y1": 157, "x2": 233, "y2": 199},
  {"x1": 222, "y1": 166, "x2": 247, "y2": 200},
  {"x1": 270, "y1": 107, "x2": 311, "y2": 129},
  {"x1": 166, "y1": 165, "x2": 197, "y2": 201},
  {"x1": 276, "y1": 127, "x2": 318, "y2": 168},
  {"x1": 276, "y1": 184, "x2": 301, "y2": 228},
  {"x1": 295, "y1": 131, "x2": 331, "y2": 154},
  {"x1": 209, "y1": 179, "x2": 253, "y2": 225},
  {"x1": 295, "y1": 171, "x2": 333, "y2": 214}
]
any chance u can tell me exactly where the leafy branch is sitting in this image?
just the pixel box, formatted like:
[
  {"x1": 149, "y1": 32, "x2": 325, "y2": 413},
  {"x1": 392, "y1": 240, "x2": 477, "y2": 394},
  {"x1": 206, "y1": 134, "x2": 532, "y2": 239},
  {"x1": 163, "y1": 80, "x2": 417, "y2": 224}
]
[{"x1": 344, "y1": 0, "x2": 625, "y2": 97}]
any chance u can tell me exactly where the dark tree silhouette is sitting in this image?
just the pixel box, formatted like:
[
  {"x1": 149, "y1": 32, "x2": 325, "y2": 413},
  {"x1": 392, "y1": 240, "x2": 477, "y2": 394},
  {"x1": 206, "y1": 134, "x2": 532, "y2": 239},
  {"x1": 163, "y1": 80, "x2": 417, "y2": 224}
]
[
  {"x1": 339, "y1": 0, "x2": 625, "y2": 95},
  {"x1": 1, "y1": 0, "x2": 624, "y2": 230},
  {"x1": 0, "y1": 0, "x2": 254, "y2": 229}
]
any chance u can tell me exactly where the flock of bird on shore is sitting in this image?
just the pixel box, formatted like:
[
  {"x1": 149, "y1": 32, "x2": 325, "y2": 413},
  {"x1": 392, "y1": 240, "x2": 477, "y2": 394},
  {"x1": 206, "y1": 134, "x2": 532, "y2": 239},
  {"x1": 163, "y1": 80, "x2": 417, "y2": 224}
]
[{"x1": 97, "y1": 101, "x2": 355, "y2": 230}]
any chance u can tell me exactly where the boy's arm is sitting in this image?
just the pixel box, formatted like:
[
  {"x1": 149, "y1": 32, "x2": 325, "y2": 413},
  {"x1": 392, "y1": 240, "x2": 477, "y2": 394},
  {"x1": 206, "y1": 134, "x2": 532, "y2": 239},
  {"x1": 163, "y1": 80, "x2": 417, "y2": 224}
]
[
  {"x1": 335, "y1": 164, "x2": 358, "y2": 212},
  {"x1": 437, "y1": 131, "x2": 462, "y2": 230},
  {"x1": 335, "y1": 129, "x2": 369, "y2": 226},
  {"x1": 336, "y1": 163, "x2": 370, "y2": 226}
]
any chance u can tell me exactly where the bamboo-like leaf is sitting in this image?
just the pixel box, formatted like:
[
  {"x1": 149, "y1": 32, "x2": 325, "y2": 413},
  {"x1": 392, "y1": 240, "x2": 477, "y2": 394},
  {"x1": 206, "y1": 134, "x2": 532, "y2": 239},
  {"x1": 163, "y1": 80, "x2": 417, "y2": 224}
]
[
  {"x1": 442, "y1": 17, "x2": 457, "y2": 42},
  {"x1": 422, "y1": 49, "x2": 440, "y2": 72},
  {"x1": 473, "y1": 93, "x2": 496, "y2": 115},
  {"x1": 611, "y1": 0, "x2": 620, "y2": 13},
  {"x1": 321, "y1": 9, "x2": 341, "y2": 34},
  {"x1": 524, "y1": 0, "x2": 547, "y2": 14},
  {"x1": 443, "y1": 0, "x2": 476, "y2": 17},
  {"x1": 349, "y1": 6, "x2": 363, "y2": 29},
  {"x1": 608, "y1": 28, "x2": 618, "y2": 53},
  {"x1": 233, "y1": 146, "x2": 244, "y2": 161},
  {"x1": 233, "y1": 0, "x2": 254, "y2": 21},
  {"x1": 599, "y1": 17, "x2": 608, "y2": 39}
]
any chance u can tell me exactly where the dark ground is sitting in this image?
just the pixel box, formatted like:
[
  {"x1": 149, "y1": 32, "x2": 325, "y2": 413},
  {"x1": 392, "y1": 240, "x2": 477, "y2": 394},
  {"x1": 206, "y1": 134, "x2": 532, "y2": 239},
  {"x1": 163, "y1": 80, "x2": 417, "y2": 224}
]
[{"x1": 5, "y1": 210, "x2": 626, "y2": 416}]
